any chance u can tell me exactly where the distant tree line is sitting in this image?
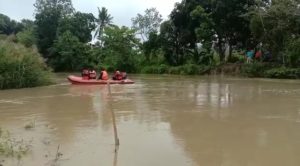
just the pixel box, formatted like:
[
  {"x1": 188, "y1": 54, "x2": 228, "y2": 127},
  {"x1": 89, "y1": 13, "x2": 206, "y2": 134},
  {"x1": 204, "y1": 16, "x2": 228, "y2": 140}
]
[{"x1": 0, "y1": 0, "x2": 299, "y2": 77}]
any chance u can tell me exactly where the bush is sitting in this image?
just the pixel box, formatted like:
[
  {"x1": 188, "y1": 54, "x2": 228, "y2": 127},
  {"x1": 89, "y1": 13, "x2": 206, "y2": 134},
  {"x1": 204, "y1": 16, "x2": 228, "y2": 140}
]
[
  {"x1": 140, "y1": 64, "x2": 211, "y2": 75},
  {"x1": 264, "y1": 67, "x2": 300, "y2": 79},
  {"x1": 16, "y1": 28, "x2": 36, "y2": 48},
  {"x1": 240, "y1": 62, "x2": 300, "y2": 79},
  {"x1": 140, "y1": 66, "x2": 155, "y2": 74},
  {"x1": 100, "y1": 26, "x2": 141, "y2": 73},
  {"x1": 180, "y1": 64, "x2": 211, "y2": 75},
  {"x1": 49, "y1": 31, "x2": 91, "y2": 72},
  {"x1": 241, "y1": 63, "x2": 265, "y2": 77},
  {"x1": 0, "y1": 40, "x2": 53, "y2": 89},
  {"x1": 227, "y1": 50, "x2": 245, "y2": 63},
  {"x1": 140, "y1": 64, "x2": 169, "y2": 74},
  {"x1": 240, "y1": 62, "x2": 279, "y2": 77},
  {"x1": 285, "y1": 38, "x2": 300, "y2": 67}
]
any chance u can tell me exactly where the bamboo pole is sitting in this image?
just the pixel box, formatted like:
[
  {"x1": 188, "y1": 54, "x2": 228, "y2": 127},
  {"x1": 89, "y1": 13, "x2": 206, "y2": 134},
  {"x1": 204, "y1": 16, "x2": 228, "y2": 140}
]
[
  {"x1": 113, "y1": 145, "x2": 119, "y2": 166},
  {"x1": 107, "y1": 81, "x2": 120, "y2": 151}
]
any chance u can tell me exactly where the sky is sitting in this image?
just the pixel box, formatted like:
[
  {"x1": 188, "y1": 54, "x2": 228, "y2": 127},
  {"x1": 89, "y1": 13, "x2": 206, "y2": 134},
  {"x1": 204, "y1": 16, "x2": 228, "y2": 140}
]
[{"x1": 0, "y1": 0, "x2": 181, "y2": 26}]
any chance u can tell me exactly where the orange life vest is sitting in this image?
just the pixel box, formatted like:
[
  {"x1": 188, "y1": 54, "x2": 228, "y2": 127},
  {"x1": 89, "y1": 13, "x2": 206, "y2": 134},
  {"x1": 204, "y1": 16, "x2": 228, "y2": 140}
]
[{"x1": 101, "y1": 70, "x2": 109, "y2": 80}]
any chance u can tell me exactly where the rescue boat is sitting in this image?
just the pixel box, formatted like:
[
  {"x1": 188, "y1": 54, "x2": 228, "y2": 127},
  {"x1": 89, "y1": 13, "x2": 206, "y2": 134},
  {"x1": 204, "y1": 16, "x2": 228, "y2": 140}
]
[{"x1": 67, "y1": 75, "x2": 134, "y2": 85}]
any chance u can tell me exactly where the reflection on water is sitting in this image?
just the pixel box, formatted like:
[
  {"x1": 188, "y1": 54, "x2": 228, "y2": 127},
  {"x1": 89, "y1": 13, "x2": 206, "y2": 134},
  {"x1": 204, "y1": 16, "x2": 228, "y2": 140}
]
[{"x1": 1, "y1": 74, "x2": 300, "y2": 165}]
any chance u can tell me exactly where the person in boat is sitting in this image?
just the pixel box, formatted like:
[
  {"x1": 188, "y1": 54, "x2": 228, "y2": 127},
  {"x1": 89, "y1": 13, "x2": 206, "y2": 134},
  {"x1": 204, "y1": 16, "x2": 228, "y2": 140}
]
[
  {"x1": 98, "y1": 68, "x2": 109, "y2": 80},
  {"x1": 88, "y1": 69, "x2": 97, "y2": 79},
  {"x1": 112, "y1": 70, "x2": 123, "y2": 80},
  {"x1": 121, "y1": 72, "x2": 127, "y2": 79},
  {"x1": 81, "y1": 68, "x2": 89, "y2": 80}
]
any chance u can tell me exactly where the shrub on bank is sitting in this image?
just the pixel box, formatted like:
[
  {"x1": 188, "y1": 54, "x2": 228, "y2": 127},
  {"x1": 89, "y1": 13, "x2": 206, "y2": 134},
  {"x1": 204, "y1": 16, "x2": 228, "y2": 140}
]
[
  {"x1": 240, "y1": 63, "x2": 281, "y2": 77},
  {"x1": 140, "y1": 64, "x2": 211, "y2": 75},
  {"x1": 240, "y1": 63, "x2": 267, "y2": 77},
  {"x1": 241, "y1": 63, "x2": 300, "y2": 79},
  {"x1": 168, "y1": 64, "x2": 209, "y2": 75},
  {"x1": 264, "y1": 67, "x2": 300, "y2": 79},
  {"x1": 0, "y1": 40, "x2": 53, "y2": 89},
  {"x1": 139, "y1": 62, "x2": 300, "y2": 79},
  {"x1": 140, "y1": 64, "x2": 168, "y2": 74}
]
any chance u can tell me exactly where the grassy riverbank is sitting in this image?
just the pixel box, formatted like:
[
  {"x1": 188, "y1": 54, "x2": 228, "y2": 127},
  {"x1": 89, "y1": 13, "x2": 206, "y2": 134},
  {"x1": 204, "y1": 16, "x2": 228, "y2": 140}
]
[
  {"x1": 137, "y1": 63, "x2": 300, "y2": 79},
  {"x1": 239, "y1": 63, "x2": 300, "y2": 79}
]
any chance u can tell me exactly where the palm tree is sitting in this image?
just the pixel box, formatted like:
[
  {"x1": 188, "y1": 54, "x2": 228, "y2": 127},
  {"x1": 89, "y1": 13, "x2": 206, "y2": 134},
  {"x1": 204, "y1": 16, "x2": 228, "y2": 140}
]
[{"x1": 94, "y1": 7, "x2": 113, "y2": 42}]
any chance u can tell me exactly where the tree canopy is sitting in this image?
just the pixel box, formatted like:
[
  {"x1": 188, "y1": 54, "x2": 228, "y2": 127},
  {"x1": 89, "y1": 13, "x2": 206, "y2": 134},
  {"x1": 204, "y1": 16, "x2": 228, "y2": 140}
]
[
  {"x1": 1, "y1": 0, "x2": 299, "y2": 75},
  {"x1": 94, "y1": 7, "x2": 113, "y2": 42},
  {"x1": 0, "y1": 14, "x2": 23, "y2": 35},
  {"x1": 131, "y1": 8, "x2": 163, "y2": 41}
]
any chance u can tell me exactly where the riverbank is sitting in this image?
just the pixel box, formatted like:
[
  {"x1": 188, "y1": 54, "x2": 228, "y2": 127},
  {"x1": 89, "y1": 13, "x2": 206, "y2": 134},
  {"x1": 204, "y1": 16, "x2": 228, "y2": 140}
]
[
  {"x1": 213, "y1": 63, "x2": 300, "y2": 79},
  {"x1": 138, "y1": 63, "x2": 300, "y2": 79}
]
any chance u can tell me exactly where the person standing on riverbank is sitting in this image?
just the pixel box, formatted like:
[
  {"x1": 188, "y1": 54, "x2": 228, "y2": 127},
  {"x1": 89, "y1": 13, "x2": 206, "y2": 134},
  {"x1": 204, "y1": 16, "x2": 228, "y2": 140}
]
[
  {"x1": 255, "y1": 50, "x2": 262, "y2": 61},
  {"x1": 246, "y1": 49, "x2": 254, "y2": 63}
]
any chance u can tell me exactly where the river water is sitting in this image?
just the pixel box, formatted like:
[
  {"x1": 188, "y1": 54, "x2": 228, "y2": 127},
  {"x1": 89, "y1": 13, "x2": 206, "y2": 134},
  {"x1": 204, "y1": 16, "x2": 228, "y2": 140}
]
[{"x1": 1, "y1": 74, "x2": 300, "y2": 166}]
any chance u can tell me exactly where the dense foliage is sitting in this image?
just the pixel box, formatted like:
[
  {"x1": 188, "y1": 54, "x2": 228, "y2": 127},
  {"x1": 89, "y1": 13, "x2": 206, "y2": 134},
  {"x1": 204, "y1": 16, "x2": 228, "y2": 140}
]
[
  {"x1": 250, "y1": 0, "x2": 300, "y2": 65},
  {"x1": 0, "y1": 39, "x2": 53, "y2": 89},
  {"x1": 0, "y1": 0, "x2": 299, "y2": 80},
  {"x1": 0, "y1": 14, "x2": 23, "y2": 35},
  {"x1": 49, "y1": 31, "x2": 91, "y2": 71},
  {"x1": 100, "y1": 26, "x2": 141, "y2": 72}
]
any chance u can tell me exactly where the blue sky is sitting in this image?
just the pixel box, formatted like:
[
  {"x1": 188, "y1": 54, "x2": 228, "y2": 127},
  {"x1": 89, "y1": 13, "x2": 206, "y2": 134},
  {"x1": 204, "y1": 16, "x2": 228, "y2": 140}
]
[{"x1": 0, "y1": 0, "x2": 181, "y2": 26}]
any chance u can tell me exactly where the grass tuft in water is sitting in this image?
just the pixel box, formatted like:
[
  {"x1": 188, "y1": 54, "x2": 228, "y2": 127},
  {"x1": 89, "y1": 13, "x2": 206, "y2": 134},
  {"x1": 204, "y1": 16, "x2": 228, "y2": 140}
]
[
  {"x1": 0, "y1": 128, "x2": 31, "y2": 158},
  {"x1": 24, "y1": 119, "x2": 36, "y2": 130}
]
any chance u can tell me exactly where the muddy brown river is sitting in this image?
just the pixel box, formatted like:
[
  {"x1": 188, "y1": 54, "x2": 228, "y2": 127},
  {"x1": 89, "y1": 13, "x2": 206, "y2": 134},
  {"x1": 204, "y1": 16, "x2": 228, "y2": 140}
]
[{"x1": 1, "y1": 74, "x2": 300, "y2": 166}]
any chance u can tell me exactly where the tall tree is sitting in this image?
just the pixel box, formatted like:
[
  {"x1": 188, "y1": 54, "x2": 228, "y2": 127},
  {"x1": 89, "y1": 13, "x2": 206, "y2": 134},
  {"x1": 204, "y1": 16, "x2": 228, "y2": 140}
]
[
  {"x1": 50, "y1": 31, "x2": 90, "y2": 71},
  {"x1": 160, "y1": 20, "x2": 186, "y2": 65},
  {"x1": 250, "y1": 0, "x2": 300, "y2": 64},
  {"x1": 0, "y1": 14, "x2": 23, "y2": 35},
  {"x1": 143, "y1": 32, "x2": 163, "y2": 62},
  {"x1": 208, "y1": 0, "x2": 255, "y2": 61},
  {"x1": 102, "y1": 26, "x2": 140, "y2": 72},
  {"x1": 57, "y1": 12, "x2": 96, "y2": 43},
  {"x1": 131, "y1": 8, "x2": 163, "y2": 41},
  {"x1": 34, "y1": 0, "x2": 74, "y2": 15},
  {"x1": 168, "y1": 0, "x2": 257, "y2": 62},
  {"x1": 34, "y1": 0, "x2": 74, "y2": 57},
  {"x1": 166, "y1": 1, "x2": 209, "y2": 65},
  {"x1": 94, "y1": 7, "x2": 113, "y2": 42}
]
